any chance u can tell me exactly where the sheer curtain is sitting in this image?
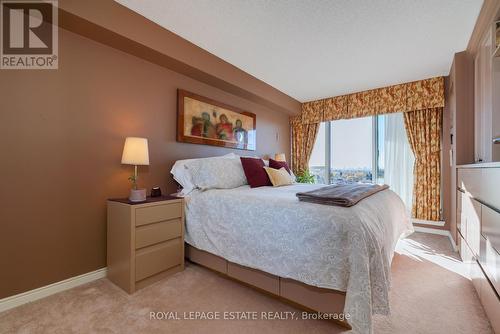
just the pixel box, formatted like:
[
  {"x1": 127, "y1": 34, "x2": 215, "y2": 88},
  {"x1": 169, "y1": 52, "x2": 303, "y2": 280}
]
[{"x1": 384, "y1": 113, "x2": 415, "y2": 212}]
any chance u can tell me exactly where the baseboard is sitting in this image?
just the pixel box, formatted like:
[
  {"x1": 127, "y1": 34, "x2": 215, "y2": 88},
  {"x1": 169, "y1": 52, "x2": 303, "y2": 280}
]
[
  {"x1": 0, "y1": 267, "x2": 107, "y2": 313},
  {"x1": 412, "y1": 219, "x2": 445, "y2": 227},
  {"x1": 413, "y1": 226, "x2": 458, "y2": 252}
]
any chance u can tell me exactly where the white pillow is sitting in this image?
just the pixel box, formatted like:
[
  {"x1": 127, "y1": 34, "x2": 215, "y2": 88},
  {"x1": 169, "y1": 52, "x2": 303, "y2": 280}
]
[
  {"x1": 170, "y1": 153, "x2": 237, "y2": 195},
  {"x1": 185, "y1": 156, "x2": 247, "y2": 190}
]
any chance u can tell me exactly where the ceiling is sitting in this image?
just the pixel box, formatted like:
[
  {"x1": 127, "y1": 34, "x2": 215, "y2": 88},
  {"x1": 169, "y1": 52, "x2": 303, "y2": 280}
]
[{"x1": 116, "y1": 0, "x2": 483, "y2": 102}]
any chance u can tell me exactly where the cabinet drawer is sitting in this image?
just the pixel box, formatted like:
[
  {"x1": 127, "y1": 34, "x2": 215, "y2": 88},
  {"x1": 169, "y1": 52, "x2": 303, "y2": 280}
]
[
  {"x1": 457, "y1": 190, "x2": 463, "y2": 233},
  {"x1": 457, "y1": 168, "x2": 481, "y2": 197},
  {"x1": 479, "y1": 236, "x2": 500, "y2": 296},
  {"x1": 136, "y1": 219, "x2": 182, "y2": 249},
  {"x1": 460, "y1": 234, "x2": 483, "y2": 293},
  {"x1": 481, "y1": 168, "x2": 500, "y2": 210},
  {"x1": 482, "y1": 205, "x2": 500, "y2": 253},
  {"x1": 479, "y1": 270, "x2": 500, "y2": 334},
  {"x1": 135, "y1": 238, "x2": 182, "y2": 281},
  {"x1": 460, "y1": 234, "x2": 474, "y2": 264},
  {"x1": 135, "y1": 203, "x2": 181, "y2": 226},
  {"x1": 465, "y1": 199, "x2": 481, "y2": 257},
  {"x1": 461, "y1": 194, "x2": 481, "y2": 256},
  {"x1": 457, "y1": 190, "x2": 462, "y2": 213}
]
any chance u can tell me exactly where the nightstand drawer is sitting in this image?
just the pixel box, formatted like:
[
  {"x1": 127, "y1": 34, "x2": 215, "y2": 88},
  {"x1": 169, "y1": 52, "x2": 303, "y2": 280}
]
[
  {"x1": 135, "y1": 219, "x2": 182, "y2": 249},
  {"x1": 135, "y1": 238, "x2": 182, "y2": 281},
  {"x1": 135, "y1": 203, "x2": 182, "y2": 226}
]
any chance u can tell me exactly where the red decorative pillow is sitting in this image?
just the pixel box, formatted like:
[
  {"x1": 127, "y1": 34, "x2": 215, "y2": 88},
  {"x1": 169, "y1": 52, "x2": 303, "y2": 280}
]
[
  {"x1": 269, "y1": 158, "x2": 291, "y2": 174},
  {"x1": 240, "y1": 157, "x2": 271, "y2": 188}
]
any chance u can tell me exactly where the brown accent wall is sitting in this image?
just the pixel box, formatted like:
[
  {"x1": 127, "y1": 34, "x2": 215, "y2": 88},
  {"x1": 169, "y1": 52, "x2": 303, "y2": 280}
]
[{"x1": 0, "y1": 28, "x2": 291, "y2": 298}]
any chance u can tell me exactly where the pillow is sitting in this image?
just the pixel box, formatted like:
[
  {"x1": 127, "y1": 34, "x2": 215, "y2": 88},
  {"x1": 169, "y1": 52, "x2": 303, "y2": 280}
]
[
  {"x1": 170, "y1": 153, "x2": 238, "y2": 195},
  {"x1": 240, "y1": 157, "x2": 272, "y2": 188},
  {"x1": 264, "y1": 167, "x2": 294, "y2": 187},
  {"x1": 185, "y1": 156, "x2": 247, "y2": 190},
  {"x1": 269, "y1": 158, "x2": 291, "y2": 174}
]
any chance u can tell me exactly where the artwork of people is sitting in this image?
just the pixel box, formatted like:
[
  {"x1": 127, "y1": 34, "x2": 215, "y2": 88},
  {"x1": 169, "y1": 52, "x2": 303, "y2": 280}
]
[{"x1": 179, "y1": 91, "x2": 256, "y2": 150}]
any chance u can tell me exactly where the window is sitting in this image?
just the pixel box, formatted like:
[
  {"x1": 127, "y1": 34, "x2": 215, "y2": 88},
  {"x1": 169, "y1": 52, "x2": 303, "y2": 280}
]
[
  {"x1": 309, "y1": 116, "x2": 378, "y2": 184},
  {"x1": 308, "y1": 113, "x2": 415, "y2": 211},
  {"x1": 330, "y1": 117, "x2": 373, "y2": 183}
]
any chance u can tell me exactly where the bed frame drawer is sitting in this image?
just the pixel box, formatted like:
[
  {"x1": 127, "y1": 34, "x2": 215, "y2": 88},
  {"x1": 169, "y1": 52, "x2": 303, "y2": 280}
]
[
  {"x1": 136, "y1": 238, "x2": 182, "y2": 281},
  {"x1": 280, "y1": 278, "x2": 345, "y2": 315},
  {"x1": 227, "y1": 262, "x2": 279, "y2": 295},
  {"x1": 135, "y1": 203, "x2": 182, "y2": 226},
  {"x1": 185, "y1": 245, "x2": 227, "y2": 274},
  {"x1": 135, "y1": 219, "x2": 182, "y2": 249},
  {"x1": 185, "y1": 245, "x2": 351, "y2": 330}
]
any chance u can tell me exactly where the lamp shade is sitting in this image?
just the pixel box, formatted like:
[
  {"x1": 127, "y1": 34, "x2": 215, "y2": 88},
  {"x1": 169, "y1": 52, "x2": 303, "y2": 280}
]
[
  {"x1": 274, "y1": 153, "x2": 286, "y2": 162},
  {"x1": 121, "y1": 137, "x2": 149, "y2": 165}
]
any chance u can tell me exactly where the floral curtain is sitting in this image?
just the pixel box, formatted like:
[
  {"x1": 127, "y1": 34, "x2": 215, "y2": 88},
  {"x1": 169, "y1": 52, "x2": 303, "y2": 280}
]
[
  {"x1": 347, "y1": 90, "x2": 376, "y2": 119},
  {"x1": 301, "y1": 99, "x2": 324, "y2": 124},
  {"x1": 376, "y1": 84, "x2": 407, "y2": 114},
  {"x1": 324, "y1": 95, "x2": 348, "y2": 121},
  {"x1": 290, "y1": 115, "x2": 320, "y2": 175},
  {"x1": 403, "y1": 108, "x2": 442, "y2": 221},
  {"x1": 300, "y1": 76, "x2": 444, "y2": 122},
  {"x1": 406, "y1": 77, "x2": 445, "y2": 111}
]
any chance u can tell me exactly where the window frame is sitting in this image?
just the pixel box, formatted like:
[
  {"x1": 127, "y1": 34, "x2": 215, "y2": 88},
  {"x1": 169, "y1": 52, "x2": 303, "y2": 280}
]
[{"x1": 319, "y1": 115, "x2": 382, "y2": 185}]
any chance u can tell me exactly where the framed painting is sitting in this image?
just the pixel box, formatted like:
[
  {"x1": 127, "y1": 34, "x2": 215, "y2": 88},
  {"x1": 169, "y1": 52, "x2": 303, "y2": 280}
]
[{"x1": 177, "y1": 89, "x2": 256, "y2": 150}]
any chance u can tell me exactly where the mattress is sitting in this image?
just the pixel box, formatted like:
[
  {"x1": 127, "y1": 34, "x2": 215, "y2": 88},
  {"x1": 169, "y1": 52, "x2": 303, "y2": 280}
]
[{"x1": 184, "y1": 183, "x2": 412, "y2": 333}]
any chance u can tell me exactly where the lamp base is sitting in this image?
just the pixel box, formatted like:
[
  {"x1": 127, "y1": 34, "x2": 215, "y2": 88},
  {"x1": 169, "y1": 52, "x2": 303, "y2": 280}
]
[{"x1": 129, "y1": 189, "x2": 147, "y2": 202}]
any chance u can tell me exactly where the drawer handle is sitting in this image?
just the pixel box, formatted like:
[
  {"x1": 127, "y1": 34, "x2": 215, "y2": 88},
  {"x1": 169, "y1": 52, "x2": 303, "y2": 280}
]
[{"x1": 493, "y1": 137, "x2": 500, "y2": 144}]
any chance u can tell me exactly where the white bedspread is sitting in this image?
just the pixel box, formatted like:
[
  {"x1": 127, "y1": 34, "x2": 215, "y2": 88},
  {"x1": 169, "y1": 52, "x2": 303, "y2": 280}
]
[{"x1": 184, "y1": 184, "x2": 412, "y2": 333}]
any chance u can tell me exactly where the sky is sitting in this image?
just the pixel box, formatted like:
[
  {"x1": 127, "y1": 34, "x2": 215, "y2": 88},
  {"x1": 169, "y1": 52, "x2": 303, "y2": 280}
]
[{"x1": 309, "y1": 116, "x2": 383, "y2": 170}]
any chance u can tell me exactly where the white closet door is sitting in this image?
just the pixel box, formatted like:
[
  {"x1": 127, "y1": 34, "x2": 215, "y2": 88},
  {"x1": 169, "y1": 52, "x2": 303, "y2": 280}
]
[{"x1": 474, "y1": 28, "x2": 493, "y2": 163}]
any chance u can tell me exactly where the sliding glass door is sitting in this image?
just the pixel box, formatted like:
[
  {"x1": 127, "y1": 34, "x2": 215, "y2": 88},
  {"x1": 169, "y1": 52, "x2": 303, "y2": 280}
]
[{"x1": 308, "y1": 113, "x2": 415, "y2": 210}]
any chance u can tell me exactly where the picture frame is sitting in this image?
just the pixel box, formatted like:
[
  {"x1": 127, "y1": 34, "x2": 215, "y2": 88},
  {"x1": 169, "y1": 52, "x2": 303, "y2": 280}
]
[{"x1": 177, "y1": 89, "x2": 256, "y2": 150}]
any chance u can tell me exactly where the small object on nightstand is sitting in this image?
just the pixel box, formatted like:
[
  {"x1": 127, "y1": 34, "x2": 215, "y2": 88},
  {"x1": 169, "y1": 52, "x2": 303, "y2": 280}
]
[
  {"x1": 150, "y1": 186, "x2": 162, "y2": 197},
  {"x1": 107, "y1": 196, "x2": 184, "y2": 294}
]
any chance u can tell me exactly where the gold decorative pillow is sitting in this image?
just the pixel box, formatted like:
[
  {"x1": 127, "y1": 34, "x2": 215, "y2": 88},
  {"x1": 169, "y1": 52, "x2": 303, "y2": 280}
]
[{"x1": 263, "y1": 167, "x2": 294, "y2": 187}]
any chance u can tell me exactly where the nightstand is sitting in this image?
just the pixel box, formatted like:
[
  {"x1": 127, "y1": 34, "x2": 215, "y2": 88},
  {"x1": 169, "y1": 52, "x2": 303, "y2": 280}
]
[{"x1": 107, "y1": 196, "x2": 184, "y2": 294}]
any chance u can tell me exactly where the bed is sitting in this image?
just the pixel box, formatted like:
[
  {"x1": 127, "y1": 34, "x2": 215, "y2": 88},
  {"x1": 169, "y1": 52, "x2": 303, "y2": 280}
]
[{"x1": 172, "y1": 155, "x2": 413, "y2": 334}]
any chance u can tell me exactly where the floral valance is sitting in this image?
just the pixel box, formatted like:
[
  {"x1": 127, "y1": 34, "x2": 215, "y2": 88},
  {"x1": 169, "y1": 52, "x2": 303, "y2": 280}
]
[{"x1": 298, "y1": 76, "x2": 444, "y2": 124}]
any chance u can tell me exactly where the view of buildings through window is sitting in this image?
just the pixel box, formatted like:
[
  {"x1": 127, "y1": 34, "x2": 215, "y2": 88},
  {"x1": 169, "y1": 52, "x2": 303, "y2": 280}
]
[{"x1": 309, "y1": 116, "x2": 385, "y2": 184}]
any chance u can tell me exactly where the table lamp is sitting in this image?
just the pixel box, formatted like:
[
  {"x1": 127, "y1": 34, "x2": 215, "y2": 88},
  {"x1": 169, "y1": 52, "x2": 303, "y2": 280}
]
[
  {"x1": 274, "y1": 153, "x2": 286, "y2": 162},
  {"x1": 121, "y1": 137, "x2": 149, "y2": 202}
]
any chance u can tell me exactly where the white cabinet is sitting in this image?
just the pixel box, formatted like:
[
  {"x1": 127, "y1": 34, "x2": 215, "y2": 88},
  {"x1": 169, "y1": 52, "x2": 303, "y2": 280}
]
[
  {"x1": 457, "y1": 165, "x2": 500, "y2": 333},
  {"x1": 474, "y1": 18, "x2": 500, "y2": 163}
]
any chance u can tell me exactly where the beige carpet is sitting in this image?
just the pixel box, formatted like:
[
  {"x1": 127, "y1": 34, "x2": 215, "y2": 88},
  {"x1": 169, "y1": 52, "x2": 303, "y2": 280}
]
[{"x1": 0, "y1": 233, "x2": 493, "y2": 334}]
